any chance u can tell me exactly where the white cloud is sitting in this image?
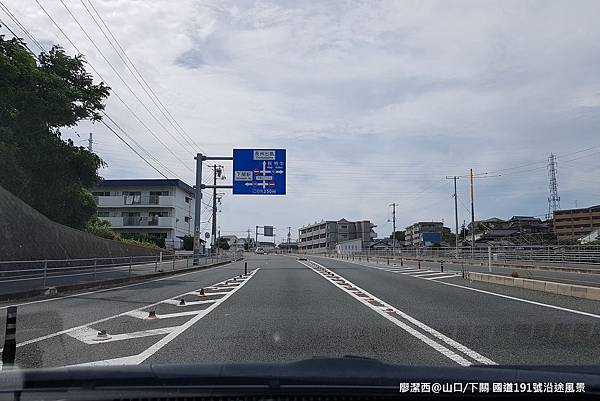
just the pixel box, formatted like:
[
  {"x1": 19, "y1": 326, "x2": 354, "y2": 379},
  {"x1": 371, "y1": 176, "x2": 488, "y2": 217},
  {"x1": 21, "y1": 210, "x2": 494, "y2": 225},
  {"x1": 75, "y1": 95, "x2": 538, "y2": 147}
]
[{"x1": 3, "y1": 0, "x2": 600, "y2": 237}]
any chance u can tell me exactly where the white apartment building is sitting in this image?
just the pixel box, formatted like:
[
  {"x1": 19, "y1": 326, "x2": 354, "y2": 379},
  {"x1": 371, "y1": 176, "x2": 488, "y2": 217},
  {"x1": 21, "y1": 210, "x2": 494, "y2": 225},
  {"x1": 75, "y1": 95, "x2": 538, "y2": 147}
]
[
  {"x1": 335, "y1": 238, "x2": 362, "y2": 255},
  {"x1": 92, "y1": 179, "x2": 195, "y2": 249}
]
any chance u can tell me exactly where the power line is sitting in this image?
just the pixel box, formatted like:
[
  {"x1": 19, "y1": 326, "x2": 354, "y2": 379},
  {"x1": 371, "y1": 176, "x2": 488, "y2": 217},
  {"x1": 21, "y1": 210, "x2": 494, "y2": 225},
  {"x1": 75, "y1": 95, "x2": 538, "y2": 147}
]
[
  {"x1": 0, "y1": 1, "x2": 45, "y2": 53},
  {"x1": 101, "y1": 112, "x2": 178, "y2": 177},
  {"x1": 4, "y1": 1, "x2": 175, "y2": 180},
  {"x1": 0, "y1": 17, "x2": 38, "y2": 57},
  {"x1": 100, "y1": 118, "x2": 168, "y2": 179},
  {"x1": 83, "y1": 0, "x2": 205, "y2": 155},
  {"x1": 30, "y1": 0, "x2": 191, "y2": 177},
  {"x1": 54, "y1": 0, "x2": 197, "y2": 161}
]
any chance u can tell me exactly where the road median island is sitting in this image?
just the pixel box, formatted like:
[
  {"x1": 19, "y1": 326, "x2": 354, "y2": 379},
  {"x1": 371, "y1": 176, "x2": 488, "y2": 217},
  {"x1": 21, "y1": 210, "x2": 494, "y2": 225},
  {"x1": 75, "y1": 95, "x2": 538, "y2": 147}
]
[
  {"x1": 465, "y1": 271, "x2": 600, "y2": 301},
  {"x1": 0, "y1": 257, "x2": 244, "y2": 303}
]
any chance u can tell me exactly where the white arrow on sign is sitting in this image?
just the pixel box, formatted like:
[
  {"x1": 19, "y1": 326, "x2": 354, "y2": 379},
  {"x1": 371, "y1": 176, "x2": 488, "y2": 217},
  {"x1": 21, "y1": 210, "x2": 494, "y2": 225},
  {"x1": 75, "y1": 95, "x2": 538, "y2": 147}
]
[
  {"x1": 274, "y1": 169, "x2": 284, "y2": 174},
  {"x1": 260, "y1": 161, "x2": 268, "y2": 189}
]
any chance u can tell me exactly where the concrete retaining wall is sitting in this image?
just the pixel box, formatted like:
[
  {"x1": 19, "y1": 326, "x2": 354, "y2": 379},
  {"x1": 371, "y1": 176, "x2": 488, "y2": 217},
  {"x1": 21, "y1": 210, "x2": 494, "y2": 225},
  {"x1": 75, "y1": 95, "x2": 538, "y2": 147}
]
[
  {"x1": 466, "y1": 271, "x2": 600, "y2": 301},
  {"x1": 0, "y1": 185, "x2": 162, "y2": 261}
]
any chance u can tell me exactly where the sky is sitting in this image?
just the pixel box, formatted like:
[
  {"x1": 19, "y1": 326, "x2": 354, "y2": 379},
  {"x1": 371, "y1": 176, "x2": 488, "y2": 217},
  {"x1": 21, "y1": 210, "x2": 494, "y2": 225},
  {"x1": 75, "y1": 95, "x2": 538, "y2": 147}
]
[{"x1": 2, "y1": 0, "x2": 600, "y2": 241}]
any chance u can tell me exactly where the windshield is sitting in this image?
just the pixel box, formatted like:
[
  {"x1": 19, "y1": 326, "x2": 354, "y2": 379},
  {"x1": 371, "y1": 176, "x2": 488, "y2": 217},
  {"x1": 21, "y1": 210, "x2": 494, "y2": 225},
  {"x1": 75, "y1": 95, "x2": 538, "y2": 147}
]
[{"x1": 1, "y1": 0, "x2": 600, "y2": 397}]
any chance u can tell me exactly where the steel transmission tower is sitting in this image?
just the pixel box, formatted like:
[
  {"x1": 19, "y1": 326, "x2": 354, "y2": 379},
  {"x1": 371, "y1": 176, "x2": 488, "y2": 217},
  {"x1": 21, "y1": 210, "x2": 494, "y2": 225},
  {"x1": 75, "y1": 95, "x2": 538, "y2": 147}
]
[{"x1": 547, "y1": 153, "x2": 560, "y2": 219}]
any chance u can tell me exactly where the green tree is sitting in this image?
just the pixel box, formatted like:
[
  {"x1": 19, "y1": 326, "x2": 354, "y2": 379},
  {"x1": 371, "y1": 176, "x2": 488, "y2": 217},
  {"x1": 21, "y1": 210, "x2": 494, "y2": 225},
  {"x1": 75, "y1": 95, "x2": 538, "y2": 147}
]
[
  {"x1": 85, "y1": 217, "x2": 118, "y2": 240},
  {"x1": 217, "y1": 237, "x2": 230, "y2": 250},
  {"x1": 390, "y1": 231, "x2": 405, "y2": 242},
  {"x1": 181, "y1": 235, "x2": 194, "y2": 251},
  {"x1": 442, "y1": 230, "x2": 456, "y2": 243},
  {"x1": 0, "y1": 35, "x2": 110, "y2": 229}
]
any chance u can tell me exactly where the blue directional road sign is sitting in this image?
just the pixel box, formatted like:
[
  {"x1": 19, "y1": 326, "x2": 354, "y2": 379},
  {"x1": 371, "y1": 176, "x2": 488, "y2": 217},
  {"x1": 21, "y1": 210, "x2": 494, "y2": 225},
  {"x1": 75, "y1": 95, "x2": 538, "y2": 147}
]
[{"x1": 232, "y1": 149, "x2": 286, "y2": 195}]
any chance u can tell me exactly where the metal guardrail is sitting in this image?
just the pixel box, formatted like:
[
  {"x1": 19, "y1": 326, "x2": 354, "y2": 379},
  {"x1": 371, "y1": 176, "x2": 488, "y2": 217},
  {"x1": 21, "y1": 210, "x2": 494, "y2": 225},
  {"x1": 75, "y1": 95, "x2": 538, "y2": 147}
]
[
  {"x1": 288, "y1": 245, "x2": 600, "y2": 268},
  {"x1": 0, "y1": 250, "x2": 241, "y2": 289}
]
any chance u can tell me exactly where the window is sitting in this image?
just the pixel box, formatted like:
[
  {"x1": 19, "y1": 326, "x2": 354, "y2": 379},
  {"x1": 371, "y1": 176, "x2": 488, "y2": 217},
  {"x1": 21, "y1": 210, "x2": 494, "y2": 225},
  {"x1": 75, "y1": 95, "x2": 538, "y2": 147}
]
[
  {"x1": 184, "y1": 216, "x2": 191, "y2": 222},
  {"x1": 149, "y1": 211, "x2": 168, "y2": 217},
  {"x1": 123, "y1": 191, "x2": 141, "y2": 205},
  {"x1": 185, "y1": 196, "x2": 191, "y2": 203},
  {"x1": 150, "y1": 191, "x2": 169, "y2": 196},
  {"x1": 97, "y1": 211, "x2": 109, "y2": 217},
  {"x1": 92, "y1": 191, "x2": 110, "y2": 197}
]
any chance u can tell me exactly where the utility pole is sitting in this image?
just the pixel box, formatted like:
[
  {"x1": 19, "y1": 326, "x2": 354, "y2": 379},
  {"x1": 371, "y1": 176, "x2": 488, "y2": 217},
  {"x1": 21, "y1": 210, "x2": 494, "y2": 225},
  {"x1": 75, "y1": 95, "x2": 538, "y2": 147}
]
[
  {"x1": 211, "y1": 165, "x2": 224, "y2": 254},
  {"x1": 193, "y1": 153, "x2": 203, "y2": 265},
  {"x1": 87, "y1": 133, "x2": 93, "y2": 152},
  {"x1": 470, "y1": 169, "x2": 475, "y2": 258},
  {"x1": 445, "y1": 176, "x2": 460, "y2": 259},
  {"x1": 287, "y1": 226, "x2": 291, "y2": 254},
  {"x1": 389, "y1": 203, "x2": 397, "y2": 254}
]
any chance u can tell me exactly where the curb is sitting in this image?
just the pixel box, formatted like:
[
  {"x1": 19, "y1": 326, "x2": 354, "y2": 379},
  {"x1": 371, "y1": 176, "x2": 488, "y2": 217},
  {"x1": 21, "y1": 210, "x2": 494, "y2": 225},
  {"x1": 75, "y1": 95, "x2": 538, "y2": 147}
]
[
  {"x1": 0, "y1": 257, "x2": 244, "y2": 302},
  {"x1": 465, "y1": 271, "x2": 600, "y2": 301}
]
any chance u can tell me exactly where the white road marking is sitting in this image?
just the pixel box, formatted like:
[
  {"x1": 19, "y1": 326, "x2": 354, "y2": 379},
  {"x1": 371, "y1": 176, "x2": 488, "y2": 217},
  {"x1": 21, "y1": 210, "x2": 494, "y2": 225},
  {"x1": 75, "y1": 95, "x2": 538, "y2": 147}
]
[
  {"x1": 0, "y1": 259, "x2": 241, "y2": 309},
  {"x1": 67, "y1": 326, "x2": 177, "y2": 344},
  {"x1": 410, "y1": 272, "x2": 450, "y2": 277},
  {"x1": 162, "y1": 299, "x2": 184, "y2": 305},
  {"x1": 336, "y1": 258, "x2": 461, "y2": 281},
  {"x1": 300, "y1": 260, "x2": 495, "y2": 367},
  {"x1": 201, "y1": 291, "x2": 232, "y2": 296},
  {"x1": 71, "y1": 268, "x2": 260, "y2": 366},
  {"x1": 162, "y1": 298, "x2": 217, "y2": 306},
  {"x1": 433, "y1": 280, "x2": 600, "y2": 320},
  {"x1": 425, "y1": 274, "x2": 460, "y2": 280},
  {"x1": 9, "y1": 271, "x2": 250, "y2": 350},
  {"x1": 123, "y1": 309, "x2": 201, "y2": 320},
  {"x1": 320, "y1": 256, "x2": 600, "y2": 320},
  {"x1": 424, "y1": 273, "x2": 460, "y2": 280},
  {"x1": 142, "y1": 310, "x2": 204, "y2": 319},
  {"x1": 176, "y1": 299, "x2": 217, "y2": 307},
  {"x1": 123, "y1": 310, "x2": 150, "y2": 319}
]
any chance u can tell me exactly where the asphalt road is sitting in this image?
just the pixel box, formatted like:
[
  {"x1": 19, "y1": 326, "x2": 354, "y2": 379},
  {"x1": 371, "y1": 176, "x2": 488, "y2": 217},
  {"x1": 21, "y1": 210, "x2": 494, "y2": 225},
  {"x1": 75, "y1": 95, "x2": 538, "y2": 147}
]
[{"x1": 1, "y1": 253, "x2": 599, "y2": 370}]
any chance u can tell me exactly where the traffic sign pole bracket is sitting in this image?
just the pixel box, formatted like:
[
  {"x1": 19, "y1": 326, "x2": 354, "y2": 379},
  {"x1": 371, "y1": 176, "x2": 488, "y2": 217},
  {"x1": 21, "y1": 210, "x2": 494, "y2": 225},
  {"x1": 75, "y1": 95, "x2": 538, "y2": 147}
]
[
  {"x1": 203, "y1": 156, "x2": 233, "y2": 161},
  {"x1": 202, "y1": 185, "x2": 233, "y2": 189}
]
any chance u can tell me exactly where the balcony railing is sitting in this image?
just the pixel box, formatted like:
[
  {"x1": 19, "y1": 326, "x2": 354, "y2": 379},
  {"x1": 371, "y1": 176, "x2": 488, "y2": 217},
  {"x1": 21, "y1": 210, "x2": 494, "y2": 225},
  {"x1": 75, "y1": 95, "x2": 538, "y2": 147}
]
[
  {"x1": 100, "y1": 216, "x2": 175, "y2": 227},
  {"x1": 95, "y1": 195, "x2": 174, "y2": 207}
]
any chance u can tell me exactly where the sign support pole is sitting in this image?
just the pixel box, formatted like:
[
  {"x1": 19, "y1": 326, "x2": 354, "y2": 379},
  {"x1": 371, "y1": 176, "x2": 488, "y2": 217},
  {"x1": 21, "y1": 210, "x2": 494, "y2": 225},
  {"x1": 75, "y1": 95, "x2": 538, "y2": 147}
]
[{"x1": 193, "y1": 153, "x2": 203, "y2": 265}]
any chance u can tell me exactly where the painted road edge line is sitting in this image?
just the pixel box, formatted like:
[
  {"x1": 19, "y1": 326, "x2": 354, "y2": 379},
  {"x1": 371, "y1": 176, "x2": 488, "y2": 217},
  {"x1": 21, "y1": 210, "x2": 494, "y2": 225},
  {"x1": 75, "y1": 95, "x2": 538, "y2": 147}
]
[{"x1": 299, "y1": 259, "x2": 495, "y2": 367}]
